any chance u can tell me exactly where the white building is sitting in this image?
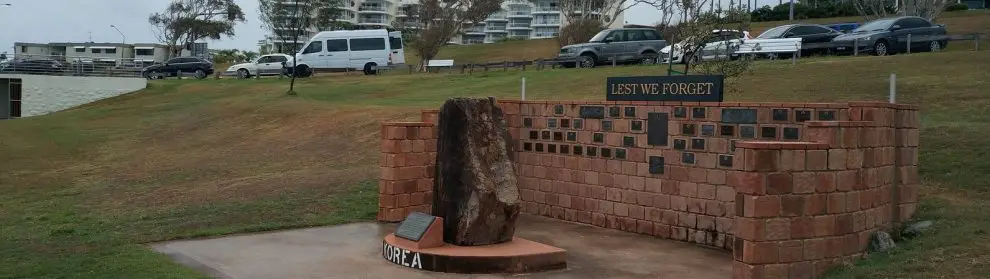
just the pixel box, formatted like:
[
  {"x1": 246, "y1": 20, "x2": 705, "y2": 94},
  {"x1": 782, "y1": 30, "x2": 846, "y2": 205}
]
[
  {"x1": 265, "y1": 0, "x2": 624, "y2": 47},
  {"x1": 264, "y1": 0, "x2": 401, "y2": 52}
]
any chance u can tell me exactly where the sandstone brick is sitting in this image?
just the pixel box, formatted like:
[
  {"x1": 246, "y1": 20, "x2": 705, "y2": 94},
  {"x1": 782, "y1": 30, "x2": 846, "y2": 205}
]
[
  {"x1": 803, "y1": 238, "x2": 827, "y2": 260},
  {"x1": 791, "y1": 216, "x2": 815, "y2": 239},
  {"x1": 735, "y1": 217, "x2": 766, "y2": 241},
  {"x1": 789, "y1": 261, "x2": 816, "y2": 279},
  {"x1": 805, "y1": 194, "x2": 827, "y2": 215},
  {"x1": 778, "y1": 240, "x2": 805, "y2": 263},
  {"x1": 828, "y1": 149, "x2": 847, "y2": 170},
  {"x1": 742, "y1": 241, "x2": 780, "y2": 264},
  {"x1": 707, "y1": 169, "x2": 727, "y2": 185},
  {"x1": 717, "y1": 186, "x2": 736, "y2": 202},
  {"x1": 781, "y1": 195, "x2": 806, "y2": 217},
  {"x1": 680, "y1": 181, "x2": 699, "y2": 198},
  {"x1": 698, "y1": 183, "x2": 717, "y2": 200},
  {"x1": 743, "y1": 195, "x2": 782, "y2": 218},
  {"x1": 806, "y1": 150, "x2": 828, "y2": 171},
  {"x1": 729, "y1": 171, "x2": 766, "y2": 195},
  {"x1": 793, "y1": 172, "x2": 816, "y2": 194},
  {"x1": 827, "y1": 192, "x2": 847, "y2": 214},
  {"x1": 815, "y1": 172, "x2": 837, "y2": 193},
  {"x1": 765, "y1": 218, "x2": 792, "y2": 240}
]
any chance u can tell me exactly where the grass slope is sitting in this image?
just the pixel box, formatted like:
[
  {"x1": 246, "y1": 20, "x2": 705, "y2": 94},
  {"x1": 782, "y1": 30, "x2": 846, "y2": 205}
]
[
  {"x1": 406, "y1": 10, "x2": 989, "y2": 64},
  {"x1": 0, "y1": 49, "x2": 988, "y2": 278}
]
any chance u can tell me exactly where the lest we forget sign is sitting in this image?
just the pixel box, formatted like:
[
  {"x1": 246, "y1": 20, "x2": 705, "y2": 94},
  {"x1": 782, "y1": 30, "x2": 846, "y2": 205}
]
[{"x1": 606, "y1": 75, "x2": 725, "y2": 102}]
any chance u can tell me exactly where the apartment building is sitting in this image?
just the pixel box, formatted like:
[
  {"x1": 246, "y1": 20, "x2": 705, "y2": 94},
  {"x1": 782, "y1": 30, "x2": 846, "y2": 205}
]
[
  {"x1": 13, "y1": 42, "x2": 204, "y2": 66},
  {"x1": 264, "y1": 0, "x2": 400, "y2": 52}
]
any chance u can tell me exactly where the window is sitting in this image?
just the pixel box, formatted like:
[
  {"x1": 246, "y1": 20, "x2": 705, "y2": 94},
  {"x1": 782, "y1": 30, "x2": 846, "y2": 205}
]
[
  {"x1": 389, "y1": 36, "x2": 403, "y2": 50},
  {"x1": 350, "y1": 38, "x2": 386, "y2": 51},
  {"x1": 20, "y1": 46, "x2": 27, "y2": 53},
  {"x1": 75, "y1": 47, "x2": 86, "y2": 53},
  {"x1": 91, "y1": 48, "x2": 102, "y2": 54},
  {"x1": 327, "y1": 39, "x2": 348, "y2": 52},
  {"x1": 791, "y1": 26, "x2": 828, "y2": 35},
  {"x1": 643, "y1": 30, "x2": 661, "y2": 40},
  {"x1": 9, "y1": 81, "x2": 22, "y2": 118},
  {"x1": 136, "y1": 49, "x2": 154, "y2": 56},
  {"x1": 757, "y1": 25, "x2": 790, "y2": 39},
  {"x1": 625, "y1": 30, "x2": 645, "y2": 41},
  {"x1": 257, "y1": 56, "x2": 272, "y2": 63},
  {"x1": 898, "y1": 18, "x2": 930, "y2": 29},
  {"x1": 271, "y1": 55, "x2": 288, "y2": 63},
  {"x1": 607, "y1": 31, "x2": 624, "y2": 42},
  {"x1": 105, "y1": 48, "x2": 117, "y2": 54},
  {"x1": 167, "y1": 58, "x2": 182, "y2": 64},
  {"x1": 302, "y1": 41, "x2": 323, "y2": 54}
]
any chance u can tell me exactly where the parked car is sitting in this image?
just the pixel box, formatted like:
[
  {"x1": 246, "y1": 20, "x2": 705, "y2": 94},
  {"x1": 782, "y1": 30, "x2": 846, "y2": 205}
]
[
  {"x1": 0, "y1": 59, "x2": 63, "y2": 75},
  {"x1": 292, "y1": 29, "x2": 406, "y2": 76},
  {"x1": 141, "y1": 57, "x2": 214, "y2": 79},
  {"x1": 831, "y1": 16, "x2": 948, "y2": 56},
  {"x1": 825, "y1": 22, "x2": 860, "y2": 33},
  {"x1": 754, "y1": 23, "x2": 844, "y2": 55},
  {"x1": 557, "y1": 28, "x2": 668, "y2": 68},
  {"x1": 224, "y1": 54, "x2": 294, "y2": 78},
  {"x1": 660, "y1": 29, "x2": 750, "y2": 64}
]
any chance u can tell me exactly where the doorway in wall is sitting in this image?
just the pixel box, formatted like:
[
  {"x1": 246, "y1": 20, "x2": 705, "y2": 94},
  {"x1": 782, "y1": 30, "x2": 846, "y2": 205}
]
[{"x1": 0, "y1": 78, "x2": 21, "y2": 119}]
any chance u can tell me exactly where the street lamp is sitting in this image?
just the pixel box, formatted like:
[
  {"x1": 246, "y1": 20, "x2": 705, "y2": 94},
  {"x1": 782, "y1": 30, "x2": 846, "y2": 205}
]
[{"x1": 110, "y1": 25, "x2": 126, "y2": 44}]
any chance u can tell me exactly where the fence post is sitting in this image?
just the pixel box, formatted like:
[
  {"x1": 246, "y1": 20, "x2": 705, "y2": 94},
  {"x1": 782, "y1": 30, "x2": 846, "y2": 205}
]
[
  {"x1": 484, "y1": 65, "x2": 489, "y2": 72},
  {"x1": 889, "y1": 73, "x2": 897, "y2": 104},
  {"x1": 612, "y1": 55, "x2": 617, "y2": 67},
  {"x1": 177, "y1": 71, "x2": 182, "y2": 80},
  {"x1": 469, "y1": 64, "x2": 474, "y2": 75},
  {"x1": 792, "y1": 43, "x2": 799, "y2": 65},
  {"x1": 906, "y1": 34, "x2": 912, "y2": 54},
  {"x1": 408, "y1": 64, "x2": 413, "y2": 74},
  {"x1": 853, "y1": 40, "x2": 859, "y2": 56},
  {"x1": 521, "y1": 77, "x2": 526, "y2": 101},
  {"x1": 521, "y1": 61, "x2": 526, "y2": 71},
  {"x1": 503, "y1": 60, "x2": 508, "y2": 72},
  {"x1": 976, "y1": 34, "x2": 980, "y2": 51},
  {"x1": 536, "y1": 59, "x2": 542, "y2": 71},
  {"x1": 461, "y1": 64, "x2": 466, "y2": 74}
]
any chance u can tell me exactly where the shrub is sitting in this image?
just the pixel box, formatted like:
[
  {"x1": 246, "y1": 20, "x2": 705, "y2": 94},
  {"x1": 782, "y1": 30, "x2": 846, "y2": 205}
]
[
  {"x1": 945, "y1": 3, "x2": 969, "y2": 11},
  {"x1": 557, "y1": 18, "x2": 605, "y2": 47}
]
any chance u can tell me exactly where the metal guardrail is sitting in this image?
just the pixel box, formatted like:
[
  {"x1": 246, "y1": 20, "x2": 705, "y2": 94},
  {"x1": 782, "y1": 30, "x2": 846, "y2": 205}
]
[{"x1": 0, "y1": 54, "x2": 147, "y2": 77}]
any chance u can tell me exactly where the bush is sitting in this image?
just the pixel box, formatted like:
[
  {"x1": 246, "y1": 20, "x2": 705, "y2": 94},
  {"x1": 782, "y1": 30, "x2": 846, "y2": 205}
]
[
  {"x1": 557, "y1": 18, "x2": 605, "y2": 47},
  {"x1": 945, "y1": 3, "x2": 969, "y2": 11}
]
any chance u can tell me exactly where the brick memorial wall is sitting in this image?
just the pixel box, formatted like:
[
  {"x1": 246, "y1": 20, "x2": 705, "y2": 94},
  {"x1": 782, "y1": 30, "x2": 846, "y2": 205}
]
[{"x1": 377, "y1": 100, "x2": 919, "y2": 279}]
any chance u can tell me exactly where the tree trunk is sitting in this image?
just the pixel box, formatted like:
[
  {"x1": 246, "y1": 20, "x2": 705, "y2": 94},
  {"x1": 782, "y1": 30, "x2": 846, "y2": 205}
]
[{"x1": 432, "y1": 97, "x2": 520, "y2": 246}]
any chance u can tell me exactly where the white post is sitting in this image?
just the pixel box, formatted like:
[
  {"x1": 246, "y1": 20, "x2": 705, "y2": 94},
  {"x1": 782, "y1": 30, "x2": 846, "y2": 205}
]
[
  {"x1": 889, "y1": 73, "x2": 897, "y2": 103},
  {"x1": 521, "y1": 77, "x2": 526, "y2": 100}
]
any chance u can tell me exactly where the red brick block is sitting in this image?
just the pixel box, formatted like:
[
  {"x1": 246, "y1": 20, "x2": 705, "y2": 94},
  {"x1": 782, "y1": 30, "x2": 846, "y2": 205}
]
[
  {"x1": 827, "y1": 192, "x2": 847, "y2": 214},
  {"x1": 678, "y1": 212, "x2": 697, "y2": 227},
  {"x1": 789, "y1": 261, "x2": 816, "y2": 279},
  {"x1": 813, "y1": 215, "x2": 836, "y2": 237},
  {"x1": 698, "y1": 183, "x2": 717, "y2": 200},
  {"x1": 781, "y1": 195, "x2": 806, "y2": 217},
  {"x1": 629, "y1": 205, "x2": 646, "y2": 220},
  {"x1": 791, "y1": 216, "x2": 815, "y2": 239},
  {"x1": 733, "y1": 261, "x2": 765, "y2": 279},
  {"x1": 671, "y1": 196, "x2": 687, "y2": 211},
  {"x1": 815, "y1": 172, "x2": 837, "y2": 193},
  {"x1": 735, "y1": 217, "x2": 766, "y2": 241},
  {"x1": 742, "y1": 241, "x2": 780, "y2": 264},
  {"x1": 379, "y1": 194, "x2": 396, "y2": 208},
  {"x1": 845, "y1": 191, "x2": 861, "y2": 212},
  {"x1": 836, "y1": 170, "x2": 858, "y2": 191},
  {"x1": 835, "y1": 213, "x2": 853, "y2": 234},
  {"x1": 729, "y1": 171, "x2": 766, "y2": 195},
  {"x1": 778, "y1": 240, "x2": 805, "y2": 263},
  {"x1": 805, "y1": 194, "x2": 827, "y2": 215},
  {"x1": 743, "y1": 195, "x2": 781, "y2": 218},
  {"x1": 806, "y1": 150, "x2": 829, "y2": 171},
  {"x1": 707, "y1": 169, "x2": 727, "y2": 185},
  {"x1": 803, "y1": 238, "x2": 826, "y2": 260},
  {"x1": 767, "y1": 173, "x2": 793, "y2": 194},
  {"x1": 654, "y1": 194, "x2": 671, "y2": 209},
  {"x1": 765, "y1": 218, "x2": 792, "y2": 240},
  {"x1": 717, "y1": 186, "x2": 736, "y2": 202}
]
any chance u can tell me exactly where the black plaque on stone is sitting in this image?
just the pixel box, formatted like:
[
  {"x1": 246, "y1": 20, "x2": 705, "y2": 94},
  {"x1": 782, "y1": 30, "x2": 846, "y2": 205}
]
[
  {"x1": 673, "y1": 139, "x2": 687, "y2": 150},
  {"x1": 721, "y1": 108, "x2": 758, "y2": 124},
  {"x1": 818, "y1": 111, "x2": 836, "y2": 121},
  {"x1": 609, "y1": 107, "x2": 621, "y2": 118},
  {"x1": 692, "y1": 138, "x2": 706, "y2": 150},
  {"x1": 692, "y1": 108, "x2": 706, "y2": 119},
  {"x1": 554, "y1": 104, "x2": 564, "y2": 115},
  {"x1": 580, "y1": 106, "x2": 606, "y2": 119},
  {"x1": 548, "y1": 144, "x2": 557, "y2": 153},
  {"x1": 795, "y1": 110, "x2": 812, "y2": 122},
  {"x1": 524, "y1": 118, "x2": 533, "y2": 128},
  {"x1": 740, "y1": 126, "x2": 756, "y2": 138},
  {"x1": 647, "y1": 113, "x2": 669, "y2": 146},
  {"x1": 682, "y1": 152, "x2": 696, "y2": 164},
  {"x1": 561, "y1": 119, "x2": 570, "y2": 128},
  {"x1": 524, "y1": 142, "x2": 532, "y2": 151},
  {"x1": 593, "y1": 133, "x2": 604, "y2": 143},
  {"x1": 573, "y1": 119, "x2": 584, "y2": 129},
  {"x1": 682, "y1": 124, "x2": 696, "y2": 135},
  {"x1": 783, "y1": 127, "x2": 800, "y2": 140},
  {"x1": 673, "y1": 107, "x2": 687, "y2": 118},
  {"x1": 529, "y1": 130, "x2": 538, "y2": 140},
  {"x1": 542, "y1": 131, "x2": 551, "y2": 140},
  {"x1": 624, "y1": 107, "x2": 636, "y2": 117},
  {"x1": 587, "y1": 146, "x2": 597, "y2": 157},
  {"x1": 649, "y1": 156, "x2": 665, "y2": 174},
  {"x1": 560, "y1": 145, "x2": 569, "y2": 154},
  {"x1": 761, "y1": 126, "x2": 777, "y2": 139},
  {"x1": 395, "y1": 212, "x2": 438, "y2": 242},
  {"x1": 606, "y1": 75, "x2": 725, "y2": 102},
  {"x1": 623, "y1": 136, "x2": 635, "y2": 147},
  {"x1": 567, "y1": 131, "x2": 577, "y2": 141},
  {"x1": 615, "y1": 149, "x2": 627, "y2": 159},
  {"x1": 772, "y1": 109, "x2": 789, "y2": 121},
  {"x1": 536, "y1": 143, "x2": 544, "y2": 152},
  {"x1": 631, "y1": 120, "x2": 643, "y2": 131},
  {"x1": 553, "y1": 132, "x2": 563, "y2": 141},
  {"x1": 548, "y1": 118, "x2": 557, "y2": 129},
  {"x1": 601, "y1": 148, "x2": 612, "y2": 158},
  {"x1": 719, "y1": 155, "x2": 733, "y2": 168},
  {"x1": 701, "y1": 124, "x2": 715, "y2": 136},
  {"x1": 573, "y1": 145, "x2": 583, "y2": 155},
  {"x1": 720, "y1": 125, "x2": 735, "y2": 137},
  {"x1": 603, "y1": 120, "x2": 613, "y2": 131}
]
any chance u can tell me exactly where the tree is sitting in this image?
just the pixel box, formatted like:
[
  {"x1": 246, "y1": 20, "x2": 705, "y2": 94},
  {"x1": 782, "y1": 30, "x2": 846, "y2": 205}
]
[
  {"x1": 555, "y1": 0, "x2": 633, "y2": 29},
  {"x1": 149, "y1": 0, "x2": 247, "y2": 58},
  {"x1": 852, "y1": 0, "x2": 895, "y2": 20},
  {"x1": 667, "y1": 8, "x2": 754, "y2": 90},
  {"x1": 402, "y1": 0, "x2": 505, "y2": 71},
  {"x1": 258, "y1": 0, "x2": 347, "y2": 54},
  {"x1": 556, "y1": 18, "x2": 605, "y2": 46},
  {"x1": 901, "y1": 0, "x2": 951, "y2": 21},
  {"x1": 242, "y1": 51, "x2": 260, "y2": 62}
]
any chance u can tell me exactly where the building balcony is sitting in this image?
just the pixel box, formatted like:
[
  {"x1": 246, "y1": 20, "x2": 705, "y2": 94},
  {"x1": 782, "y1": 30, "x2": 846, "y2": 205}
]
[
  {"x1": 486, "y1": 15, "x2": 508, "y2": 21},
  {"x1": 507, "y1": 11, "x2": 533, "y2": 18},
  {"x1": 531, "y1": 20, "x2": 560, "y2": 26},
  {"x1": 532, "y1": 32, "x2": 559, "y2": 38},
  {"x1": 533, "y1": 7, "x2": 560, "y2": 13},
  {"x1": 358, "y1": 6, "x2": 389, "y2": 14},
  {"x1": 507, "y1": 25, "x2": 532, "y2": 30},
  {"x1": 485, "y1": 28, "x2": 508, "y2": 33},
  {"x1": 465, "y1": 29, "x2": 486, "y2": 35}
]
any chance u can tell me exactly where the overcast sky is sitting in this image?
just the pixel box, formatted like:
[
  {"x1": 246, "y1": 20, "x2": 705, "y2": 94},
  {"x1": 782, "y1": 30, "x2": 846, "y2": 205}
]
[{"x1": 0, "y1": 0, "x2": 785, "y2": 54}]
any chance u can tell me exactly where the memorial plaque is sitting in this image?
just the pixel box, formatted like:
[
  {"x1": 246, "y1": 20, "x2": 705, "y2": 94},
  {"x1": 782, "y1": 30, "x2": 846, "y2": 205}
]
[
  {"x1": 682, "y1": 124, "x2": 697, "y2": 136},
  {"x1": 567, "y1": 131, "x2": 577, "y2": 141},
  {"x1": 587, "y1": 146, "x2": 598, "y2": 157},
  {"x1": 523, "y1": 142, "x2": 532, "y2": 151},
  {"x1": 609, "y1": 107, "x2": 621, "y2": 117},
  {"x1": 623, "y1": 136, "x2": 635, "y2": 147},
  {"x1": 395, "y1": 212, "x2": 439, "y2": 242},
  {"x1": 524, "y1": 118, "x2": 533, "y2": 128},
  {"x1": 548, "y1": 118, "x2": 557, "y2": 129},
  {"x1": 783, "y1": 127, "x2": 800, "y2": 140},
  {"x1": 554, "y1": 104, "x2": 564, "y2": 115},
  {"x1": 649, "y1": 156, "x2": 665, "y2": 174},
  {"x1": 673, "y1": 107, "x2": 687, "y2": 118},
  {"x1": 761, "y1": 126, "x2": 777, "y2": 139},
  {"x1": 795, "y1": 110, "x2": 812, "y2": 122},
  {"x1": 719, "y1": 155, "x2": 733, "y2": 168},
  {"x1": 593, "y1": 133, "x2": 604, "y2": 143},
  {"x1": 631, "y1": 120, "x2": 643, "y2": 131},
  {"x1": 682, "y1": 152, "x2": 696, "y2": 164},
  {"x1": 624, "y1": 107, "x2": 636, "y2": 117},
  {"x1": 721, "y1": 108, "x2": 758, "y2": 124},
  {"x1": 542, "y1": 131, "x2": 551, "y2": 140},
  {"x1": 603, "y1": 120, "x2": 613, "y2": 131},
  {"x1": 573, "y1": 119, "x2": 584, "y2": 129},
  {"x1": 692, "y1": 108, "x2": 707, "y2": 119},
  {"x1": 560, "y1": 145, "x2": 569, "y2": 154},
  {"x1": 553, "y1": 132, "x2": 563, "y2": 141},
  {"x1": 647, "y1": 113, "x2": 669, "y2": 146},
  {"x1": 536, "y1": 143, "x2": 544, "y2": 152},
  {"x1": 616, "y1": 149, "x2": 627, "y2": 159},
  {"x1": 692, "y1": 138, "x2": 706, "y2": 150},
  {"x1": 529, "y1": 131, "x2": 538, "y2": 140},
  {"x1": 701, "y1": 124, "x2": 715, "y2": 136},
  {"x1": 601, "y1": 148, "x2": 612, "y2": 158},
  {"x1": 573, "y1": 145, "x2": 583, "y2": 155},
  {"x1": 561, "y1": 119, "x2": 571, "y2": 128},
  {"x1": 548, "y1": 144, "x2": 557, "y2": 153},
  {"x1": 818, "y1": 110, "x2": 836, "y2": 121},
  {"x1": 772, "y1": 109, "x2": 789, "y2": 121},
  {"x1": 720, "y1": 125, "x2": 735, "y2": 137},
  {"x1": 740, "y1": 126, "x2": 756, "y2": 138},
  {"x1": 580, "y1": 106, "x2": 606, "y2": 119},
  {"x1": 673, "y1": 139, "x2": 687, "y2": 150},
  {"x1": 606, "y1": 75, "x2": 725, "y2": 102}
]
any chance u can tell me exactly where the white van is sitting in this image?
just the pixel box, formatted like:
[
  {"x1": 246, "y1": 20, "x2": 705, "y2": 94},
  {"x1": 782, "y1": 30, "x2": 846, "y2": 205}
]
[{"x1": 294, "y1": 29, "x2": 406, "y2": 76}]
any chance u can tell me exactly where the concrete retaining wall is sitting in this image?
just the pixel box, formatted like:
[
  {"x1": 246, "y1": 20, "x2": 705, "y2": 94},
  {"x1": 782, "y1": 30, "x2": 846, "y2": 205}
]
[{"x1": 0, "y1": 74, "x2": 147, "y2": 117}]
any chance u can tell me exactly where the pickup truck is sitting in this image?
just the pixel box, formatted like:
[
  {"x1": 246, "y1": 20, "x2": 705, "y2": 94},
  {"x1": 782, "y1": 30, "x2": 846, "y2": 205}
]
[
  {"x1": 558, "y1": 28, "x2": 668, "y2": 68},
  {"x1": 224, "y1": 54, "x2": 294, "y2": 78}
]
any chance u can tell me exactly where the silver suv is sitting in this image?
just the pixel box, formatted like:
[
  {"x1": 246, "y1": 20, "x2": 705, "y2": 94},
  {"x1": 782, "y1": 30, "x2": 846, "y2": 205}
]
[{"x1": 558, "y1": 28, "x2": 668, "y2": 68}]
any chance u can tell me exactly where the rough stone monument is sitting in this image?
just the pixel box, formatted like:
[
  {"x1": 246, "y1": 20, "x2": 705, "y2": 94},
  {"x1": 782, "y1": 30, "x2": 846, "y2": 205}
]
[{"x1": 432, "y1": 97, "x2": 520, "y2": 246}]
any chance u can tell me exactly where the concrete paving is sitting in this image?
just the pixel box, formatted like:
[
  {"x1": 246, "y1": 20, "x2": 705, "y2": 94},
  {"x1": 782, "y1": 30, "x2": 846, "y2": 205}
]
[{"x1": 152, "y1": 215, "x2": 732, "y2": 279}]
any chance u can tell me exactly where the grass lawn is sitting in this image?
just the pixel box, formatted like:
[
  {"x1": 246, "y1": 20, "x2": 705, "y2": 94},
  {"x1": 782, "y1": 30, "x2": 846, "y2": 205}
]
[
  {"x1": 405, "y1": 10, "x2": 990, "y2": 64},
  {"x1": 1, "y1": 47, "x2": 989, "y2": 278}
]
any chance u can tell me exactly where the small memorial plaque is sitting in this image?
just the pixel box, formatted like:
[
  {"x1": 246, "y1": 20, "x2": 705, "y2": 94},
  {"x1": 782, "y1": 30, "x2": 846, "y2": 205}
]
[
  {"x1": 609, "y1": 107, "x2": 621, "y2": 118},
  {"x1": 606, "y1": 75, "x2": 725, "y2": 102},
  {"x1": 524, "y1": 118, "x2": 533, "y2": 128},
  {"x1": 395, "y1": 212, "x2": 438, "y2": 242},
  {"x1": 554, "y1": 132, "x2": 563, "y2": 141},
  {"x1": 796, "y1": 110, "x2": 812, "y2": 122},
  {"x1": 593, "y1": 133, "x2": 604, "y2": 143},
  {"x1": 720, "y1": 125, "x2": 735, "y2": 137},
  {"x1": 542, "y1": 130, "x2": 551, "y2": 140},
  {"x1": 603, "y1": 120, "x2": 613, "y2": 131},
  {"x1": 580, "y1": 106, "x2": 606, "y2": 119},
  {"x1": 548, "y1": 144, "x2": 557, "y2": 153},
  {"x1": 554, "y1": 104, "x2": 564, "y2": 115},
  {"x1": 567, "y1": 131, "x2": 577, "y2": 141},
  {"x1": 719, "y1": 155, "x2": 734, "y2": 168},
  {"x1": 560, "y1": 145, "x2": 570, "y2": 154},
  {"x1": 529, "y1": 130, "x2": 539, "y2": 140},
  {"x1": 587, "y1": 146, "x2": 598, "y2": 157},
  {"x1": 548, "y1": 118, "x2": 557, "y2": 129},
  {"x1": 721, "y1": 108, "x2": 758, "y2": 124},
  {"x1": 623, "y1": 136, "x2": 635, "y2": 147},
  {"x1": 624, "y1": 107, "x2": 637, "y2": 117},
  {"x1": 740, "y1": 126, "x2": 756, "y2": 139},
  {"x1": 615, "y1": 149, "x2": 627, "y2": 159},
  {"x1": 561, "y1": 119, "x2": 571, "y2": 128},
  {"x1": 647, "y1": 113, "x2": 670, "y2": 146},
  {"x1": 783, "y1": 127, "x2": 800, "y2": 140},
  {"x1": 673, "y1": 139, "x2": 687, "y2": 150},
  {"x1": 682, "y1": 152, "x2": 696, "y2": 164},
  {"x1": 673, "y1": 107, "x2": 687, "y2": 118},
  {"x1": 523, "y1": 142, "x2": 532, "y2": 151},
  {"x1": 772, "y1": 109, "x2": 789, "y2": 121},
  {"x1": 601, "y1": 148, "x2": 612, "y2": 158},
  {"x1": 649, "y1": 156, "x2": 665, "y2": 174},
  {"x1": 573, "y1": 119, "x2": 584, "y2": 129},
  {"x1": 536, "y1": 143, "x2": 544, "y2": 152},
  {"x1": 573, "y1": 145, "x2": 583, "y2": 155},
  {"x1": 818, "y1": 110, "x2": 836, "y2": 121},
  {"x1": 692, "y1": 138, "x2": 706, "y2": 150},
  {"x1": 701, "y1": 124, "x2": 715, "y2": 136},
  {"x1": 631, "y1": 120, "x2": 643, "y2": 131},
  {"x1": 761, "y1": 126, "x2": 778, "y2": 139},
  {"x1": 692, "y1": 108, "x2": 707, "y2": 119}
]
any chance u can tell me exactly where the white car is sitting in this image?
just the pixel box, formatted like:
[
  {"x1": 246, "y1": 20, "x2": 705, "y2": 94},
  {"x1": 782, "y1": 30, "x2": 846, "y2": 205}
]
[
  {"x1": 224, "y1": 54, "x2": 294, "y2": 78},
  {"x1": 661, "y1": 30, "x2": 751, "y2": 64}
]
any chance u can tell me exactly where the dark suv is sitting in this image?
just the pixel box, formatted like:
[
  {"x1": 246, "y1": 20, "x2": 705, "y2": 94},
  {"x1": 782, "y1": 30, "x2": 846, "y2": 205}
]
[{"x1": 142, "y1": 57, "x2": 214, "y2": 79}]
